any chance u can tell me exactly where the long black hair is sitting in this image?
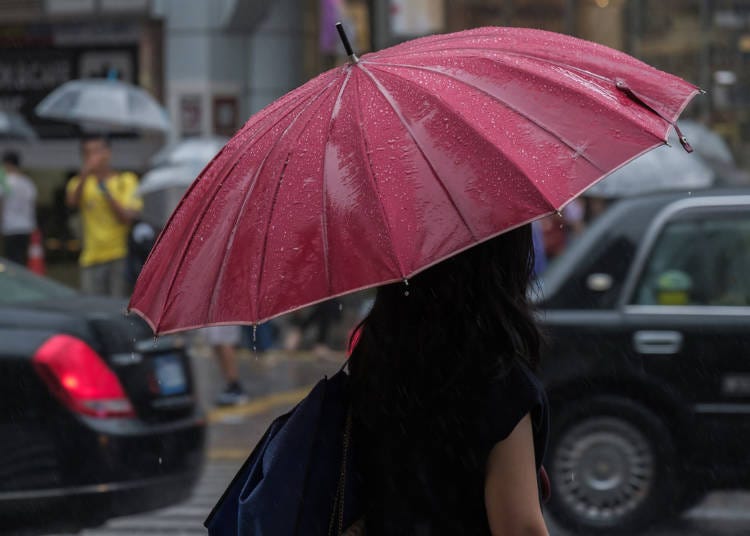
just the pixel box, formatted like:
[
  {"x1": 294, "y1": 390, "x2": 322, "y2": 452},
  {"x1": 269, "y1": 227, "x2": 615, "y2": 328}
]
[{"x1": 347, "y1": 224, "x2": 540, "y2": 535}]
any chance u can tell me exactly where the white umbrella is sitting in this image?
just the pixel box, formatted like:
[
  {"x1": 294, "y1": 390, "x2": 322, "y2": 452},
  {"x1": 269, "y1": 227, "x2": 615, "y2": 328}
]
[
  {"x1": 0, "y1": 111, "x2": 37, "y2": 141},
  {"x1": 678, "y1": 120, "x2": 734, "y2": 165},
  {"x1": 35, "y1": 79, "x2": 171, "y2": 133},
  {"x1": 137, "y1": 162, "x2": 204, "y2": 196},
  {"x1": 138, "y1": 162, "x2": 203, "y2": 228},
  {"x1": 585, "y1": 142, "x2": 715, "y2": 199},
  {"x1": 149, "y1": 136, "x2": 228, "y2": 167}
]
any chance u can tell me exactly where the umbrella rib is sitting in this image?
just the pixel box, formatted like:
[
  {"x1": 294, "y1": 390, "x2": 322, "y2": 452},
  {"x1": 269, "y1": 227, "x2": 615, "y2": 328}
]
[
  {"x1": 253, "y1": 77, "x2": 348, "y2": 317},
  {"x1": 371, "y1": 47, "x2": 689, "y2": 135},
  {"x1": 374, "y1": 45, "x2": 630, "y2": 87},
  {"x1": 370, "y1": 60, "x2": 608, "y2": 175},
  {"x1": 204, "y1": 77, "x2": 343, "y2": 322},
  {"x1": 157, "y1": 77, "x2": 340, "y2": 329},
  {"x1": 363, "y1": 63, "x2": 559, "y2": 213},
  {"x1": 236, "y1": 70, "x2": 341, "y2": 145},
  {"x1": 320, "y1": 69, "x2": 354, "y2": 295},
  {"x1": 352, "y1": 72, "x2": 406, "y2": 278},
  {"x1": 357, "y1": 64, "x2": 480, "y2": 241}
]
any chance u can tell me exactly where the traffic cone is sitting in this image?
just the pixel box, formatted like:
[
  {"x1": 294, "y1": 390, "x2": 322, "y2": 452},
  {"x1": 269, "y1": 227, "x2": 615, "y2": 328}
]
[{"x1": 27, "y1": 229, "x2": 45, "y2": 275}]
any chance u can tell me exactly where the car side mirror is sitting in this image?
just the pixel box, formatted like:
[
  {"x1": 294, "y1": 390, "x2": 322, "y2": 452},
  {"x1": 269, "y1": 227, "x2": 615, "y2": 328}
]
[{"x1": 586, "y1": 273, "x2": 613, "y2": 292}]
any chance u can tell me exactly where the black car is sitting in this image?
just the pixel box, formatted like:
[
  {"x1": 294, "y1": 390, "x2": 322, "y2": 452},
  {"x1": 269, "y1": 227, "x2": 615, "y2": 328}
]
[
  {"x1": 536, "y1": 188, "x2": 750, "y2": 534},
  {"x1": 0, "y1": 260, "x2": 206, "y2": 530}
]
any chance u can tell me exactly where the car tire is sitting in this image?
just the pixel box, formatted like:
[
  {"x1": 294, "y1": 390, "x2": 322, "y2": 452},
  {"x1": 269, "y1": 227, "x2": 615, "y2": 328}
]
[{"x1": 546, "y1": 396, "x2": 680, "y2": 535}]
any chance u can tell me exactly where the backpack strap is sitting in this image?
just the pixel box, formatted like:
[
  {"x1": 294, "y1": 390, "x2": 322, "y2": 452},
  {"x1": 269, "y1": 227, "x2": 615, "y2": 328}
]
[{"x1": 328, "y1": 408, "x2": 353, "y2": 536}]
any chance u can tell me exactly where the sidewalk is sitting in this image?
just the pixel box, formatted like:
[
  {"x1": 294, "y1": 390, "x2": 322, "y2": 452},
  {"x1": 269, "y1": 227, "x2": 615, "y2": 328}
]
[{"x1": 188, "y1": 345, "x2": 345, "y2": 461}]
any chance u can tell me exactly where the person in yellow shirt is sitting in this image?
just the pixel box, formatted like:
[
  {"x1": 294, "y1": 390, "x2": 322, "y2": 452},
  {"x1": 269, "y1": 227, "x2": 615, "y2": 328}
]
[{"x1": 66, "y1": 134, "x2": 142, "y2": 297}]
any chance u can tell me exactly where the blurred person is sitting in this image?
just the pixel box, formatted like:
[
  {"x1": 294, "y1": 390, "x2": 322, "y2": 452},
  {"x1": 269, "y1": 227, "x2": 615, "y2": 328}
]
[
  {"x1": 348, "y1": 225, "x2": 549, "y2": 535},
  {"x1": 539, "y1": 199, "x2": 585, "y2": 261},
  {"x1": 66, "y1": 134, "x2": 141, "y2": 297},
  {"x1": 531, "y1": 219, "x2": 547, "y2": 277},
  {"x1": 283, "y1": 299, "x2": 342, "y2": 357},
  {"x1": 0, "y1": 151, "x2": 37, "y2": 265},
  {"x1": 563, "y1": 198, "x2": 585, "y2": 237},
  {"x1": 204, "y1": 325, "x2": 248, "y2": 406},
  {"x1": 584, "y1": 195, "x2": 611, "y2": 223}
]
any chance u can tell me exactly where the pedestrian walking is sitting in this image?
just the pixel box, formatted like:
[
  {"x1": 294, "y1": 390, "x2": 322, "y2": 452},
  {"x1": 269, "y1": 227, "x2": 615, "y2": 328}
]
[
  {"x1": 203, "y1": 325, "x2": 248, "y2": 406},
  {"x1": 0, "y1": 151, "x2": 37, "y2": 266},
  {"x1": 65, "y1": 133, "x2": 141, "y2": 297}
]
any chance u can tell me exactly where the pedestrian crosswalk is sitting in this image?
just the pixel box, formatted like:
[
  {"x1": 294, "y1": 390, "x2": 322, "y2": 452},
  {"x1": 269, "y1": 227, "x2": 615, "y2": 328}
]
[{"x1": 56, "y1": 461, "x2": 242, "y2": 536}]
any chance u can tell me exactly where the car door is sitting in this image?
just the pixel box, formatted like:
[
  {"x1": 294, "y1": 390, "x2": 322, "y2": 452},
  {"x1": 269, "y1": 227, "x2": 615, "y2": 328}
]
[{"x1": 620, "y1": 197, "x2": 750, "y2": 463}]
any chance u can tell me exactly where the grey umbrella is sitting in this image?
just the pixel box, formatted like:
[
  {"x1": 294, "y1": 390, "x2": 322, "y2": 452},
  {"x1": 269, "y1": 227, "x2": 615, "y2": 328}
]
[
  {"x1": 677, "y1": 120, "x2": 750, "y2": 186},
  {"x1": 149, "y1": 136, "x2": 228, "y2": 167},
  {"x1": 0, "y1": 111, "x2": 38, "y2": 141},
  {"x1": 138, "y1": 162, "x2": 204, "y2": 196},
  {"x1": 678, "y1": 120, "x2": 734, "y2": 166},
  {"x1": 138, "y1": 162, "x2": 204, "y2": 228},
  {"x1": 585, "y1": 132, "x2": 716, "y2": 199},
  {"x1": 35, "y1": 79, "x2": 171, "y2": 133}
]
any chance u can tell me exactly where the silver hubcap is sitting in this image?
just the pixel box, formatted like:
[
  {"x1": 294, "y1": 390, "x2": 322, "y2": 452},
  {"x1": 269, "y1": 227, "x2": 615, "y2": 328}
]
[{"x1": 553, "y1": 416, "x2": 655, "y2": 525}]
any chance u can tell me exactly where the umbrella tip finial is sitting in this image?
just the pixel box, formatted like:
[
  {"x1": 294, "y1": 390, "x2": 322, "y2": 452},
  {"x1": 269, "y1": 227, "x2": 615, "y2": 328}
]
[{"x1": 335, "y1": 21, "x2": 358, "y2": 63}]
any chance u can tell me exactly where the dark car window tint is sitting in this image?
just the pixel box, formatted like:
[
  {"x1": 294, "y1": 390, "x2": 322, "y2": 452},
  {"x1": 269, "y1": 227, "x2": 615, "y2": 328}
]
[
  {"x1": 0, "y1": 261, "x2": 77, "y2": 304},
  {"x1": 633, "y1": 214, "x2": 750, "y2": 306},
  {"x1": 539, "y1": 196, "x2": 663, "y2": 310}
]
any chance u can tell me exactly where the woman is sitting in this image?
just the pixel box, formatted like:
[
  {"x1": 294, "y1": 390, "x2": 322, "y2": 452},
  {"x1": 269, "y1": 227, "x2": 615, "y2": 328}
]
[{"x1": 347, "y1": 224, "x2": 549, "y2": 535}]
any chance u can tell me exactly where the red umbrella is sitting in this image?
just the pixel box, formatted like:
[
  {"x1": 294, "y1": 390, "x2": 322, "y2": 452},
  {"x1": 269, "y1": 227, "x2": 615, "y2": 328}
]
[{"x1": 130, "y1": 26, "x2": 699, "y2": 334}]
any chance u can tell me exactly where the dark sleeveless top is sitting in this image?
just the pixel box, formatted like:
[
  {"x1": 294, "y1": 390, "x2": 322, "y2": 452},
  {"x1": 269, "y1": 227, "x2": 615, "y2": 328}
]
[
  {"x1": 478, "y1": 362, "x2": 549, "y2": 473},
  {"x1": 357, "y1": 362, "x2": 549, "y2": 536}
]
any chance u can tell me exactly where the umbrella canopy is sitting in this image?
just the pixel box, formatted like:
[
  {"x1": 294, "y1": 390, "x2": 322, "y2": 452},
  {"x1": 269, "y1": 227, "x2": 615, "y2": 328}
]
[
  {"x1": 130, "y1": 26, "x2": 699, "y2": 334},
  {"x1": 0, "y1": 111, "x2": 38, "y2": 141},
  {"x1": 149, "y1": 136, "x2": 229, "y2": 167},
  {"x1": 584, "y1": 142, "x2": 715, "y2": 199},
  {"x1": 35, "y1": 79, "x2": 171, "y2": 132}
]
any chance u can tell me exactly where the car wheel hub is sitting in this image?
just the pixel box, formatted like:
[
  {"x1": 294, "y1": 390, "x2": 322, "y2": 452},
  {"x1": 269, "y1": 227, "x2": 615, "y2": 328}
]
[{"x1": 553, "y1": 416, "x2": 654, "y2": 524}]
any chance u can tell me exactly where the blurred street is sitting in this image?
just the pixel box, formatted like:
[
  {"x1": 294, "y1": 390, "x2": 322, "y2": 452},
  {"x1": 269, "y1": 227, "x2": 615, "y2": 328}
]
[
  {"x1": 32, "y1": 346, "x2": 750, "y2": 536},
  {"x1": 2, "y1": 1, "x2": 750, "y2": 535}
]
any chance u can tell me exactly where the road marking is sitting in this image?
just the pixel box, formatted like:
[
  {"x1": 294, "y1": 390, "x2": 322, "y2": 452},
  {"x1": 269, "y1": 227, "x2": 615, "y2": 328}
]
[
  {"x1": 207, "y1": 384, "x2": 313, "y2": 424},
  {"x1": 207, "y1": 448, "x2": 254, "y2": 460}
]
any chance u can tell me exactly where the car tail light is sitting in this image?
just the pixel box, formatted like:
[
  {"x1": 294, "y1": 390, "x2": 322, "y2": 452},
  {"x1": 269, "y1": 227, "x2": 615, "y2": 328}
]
[{"x1": 32, "y1": 334, "x2": 135, "y2": 418}]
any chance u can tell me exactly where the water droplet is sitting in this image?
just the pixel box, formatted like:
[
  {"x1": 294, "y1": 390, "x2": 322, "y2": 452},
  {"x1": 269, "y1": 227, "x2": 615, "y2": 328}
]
[
  {"x1": 158, "y1": 457, "x2": 162, "y2": 465},
  {"x1": 403, "y1": 278, "x2": 410, "y2": 297},
  {"x1": 252, "y1": 324, "x2": 258, "y2": 353},
  {"x1": 153, "y1": 336, "x2": 159, "y2": 348}
]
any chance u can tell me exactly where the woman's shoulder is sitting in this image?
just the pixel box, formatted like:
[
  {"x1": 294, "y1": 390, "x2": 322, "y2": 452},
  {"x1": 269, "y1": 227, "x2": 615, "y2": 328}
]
[
  {"x1": 478, "y1": 360, "x2": 549, "y2": 463},
  {"x1": 484, "y1": 361, "x2": 546, "y2": 410}
]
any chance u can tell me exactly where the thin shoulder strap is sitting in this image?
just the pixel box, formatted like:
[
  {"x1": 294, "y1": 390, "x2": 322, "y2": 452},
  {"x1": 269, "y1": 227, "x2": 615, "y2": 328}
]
[{"x1": 328, "y1": 408, "x2": 353, "y2": 536}]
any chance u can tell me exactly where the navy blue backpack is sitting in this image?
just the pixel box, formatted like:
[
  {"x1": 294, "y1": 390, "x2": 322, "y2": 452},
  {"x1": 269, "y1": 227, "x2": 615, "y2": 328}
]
[{"x1": 204, "y1": 369, "x2": 363, "y2": 535}]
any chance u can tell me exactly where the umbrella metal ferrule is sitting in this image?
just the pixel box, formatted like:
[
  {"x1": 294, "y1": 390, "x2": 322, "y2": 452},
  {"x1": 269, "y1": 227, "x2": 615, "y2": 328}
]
[{"x1": 336, "y1": 22, "x2": 359, "y2": 64}]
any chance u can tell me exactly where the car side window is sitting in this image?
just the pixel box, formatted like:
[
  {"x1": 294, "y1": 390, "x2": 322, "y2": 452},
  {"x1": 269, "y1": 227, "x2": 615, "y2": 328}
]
[{"x1": 632, "y1": 211, "x2": 750, "y2": 307}]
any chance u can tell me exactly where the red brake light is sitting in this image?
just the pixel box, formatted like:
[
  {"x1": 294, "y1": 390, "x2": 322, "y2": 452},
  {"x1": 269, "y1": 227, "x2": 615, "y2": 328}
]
[{"x1": 33, "y1": 334, "x2": 135, "y2": 418}]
